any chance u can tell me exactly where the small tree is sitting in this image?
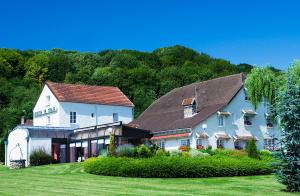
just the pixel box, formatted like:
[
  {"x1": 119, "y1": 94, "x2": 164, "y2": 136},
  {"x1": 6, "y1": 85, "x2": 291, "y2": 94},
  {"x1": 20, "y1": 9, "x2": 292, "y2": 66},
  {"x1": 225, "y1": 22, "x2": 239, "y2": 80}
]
[
  {"x1": 246, "y1": 139, "x2": 260, "y2": 159},
  {"x1": 108, "y1": 134, "x2": 116, "y2": 156},
  {"x1": 276, "y1": 76, "x2": 300, "y2": 192}
]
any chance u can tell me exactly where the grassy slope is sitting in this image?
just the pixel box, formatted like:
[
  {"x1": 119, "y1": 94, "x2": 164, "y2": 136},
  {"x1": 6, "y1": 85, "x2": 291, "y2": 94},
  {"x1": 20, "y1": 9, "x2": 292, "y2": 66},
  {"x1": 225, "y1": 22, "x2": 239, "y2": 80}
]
[{"x1": 0, "y1": 163, "x2": 296, "y2": 196}]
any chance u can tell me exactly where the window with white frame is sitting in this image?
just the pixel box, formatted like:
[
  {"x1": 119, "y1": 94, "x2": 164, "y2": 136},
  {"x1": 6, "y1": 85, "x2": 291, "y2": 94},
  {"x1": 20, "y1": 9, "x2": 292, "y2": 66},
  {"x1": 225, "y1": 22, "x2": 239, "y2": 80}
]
[
  {"x1": 217, "y1": 139, "x2": 225, "y2": 148},
  {"x1": 196, "y1": 139, "x2": 203, "y2": 146},
  {"x1": 181, "y1": 139, "x2": 190, "y2": 147},
  {"x1": 113, "y1": 113, "x2": 119, "y2": 122},
  {"x1": 264, "y1": 138, "x2": 275, "y2": 150},
  {"x1": 46, "y1": 95, "x2": 50, "y2": 106},
  {"x1": 158, "y1": 141, "x2": 165, "y2": 149},
  {"x1": 218, "y1": 116, "x2": 224, "y2": 126},
  {"x1": 46, "y1": 116, "x2": 50, "y2": 125},
  {"x1": 266, "y1": 118, "x2": 273, "y2": 128},
  {"x1": 70, "y1": 112, "x2": 77, "y2": 124},
  {"x1": 244, "y1": 116, "x2": 252, "y2": 126}
]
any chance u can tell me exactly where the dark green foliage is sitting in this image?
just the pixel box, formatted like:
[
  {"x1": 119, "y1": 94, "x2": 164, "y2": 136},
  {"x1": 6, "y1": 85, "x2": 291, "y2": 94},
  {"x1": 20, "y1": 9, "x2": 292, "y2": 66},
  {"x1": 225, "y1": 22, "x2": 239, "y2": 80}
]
[
  {"x1": 246, "y1": 139, "x2": 260, "y2": 159},
  {"x1": 29, "y1": 148, "x2": 53, "y2": 166},
  {"x1": 0, "y1": 45, "x2": 254, "y2": 161},
  {"x1": 275, "y1": 75, "x2": 300, "y2": 192},
  {"x1": 136, "y1": 144, "x2": 152, "y2": 158},
  {"x1": 83, "y1": 156, "x2": 273, "y2": 178}
]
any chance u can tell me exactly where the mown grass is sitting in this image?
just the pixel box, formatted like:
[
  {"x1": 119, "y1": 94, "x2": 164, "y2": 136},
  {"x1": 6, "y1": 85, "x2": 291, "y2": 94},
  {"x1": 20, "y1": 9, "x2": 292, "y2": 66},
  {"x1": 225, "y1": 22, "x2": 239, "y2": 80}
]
[{"x1": 0, "y1": 163, "x2": 296, "y2": 196}]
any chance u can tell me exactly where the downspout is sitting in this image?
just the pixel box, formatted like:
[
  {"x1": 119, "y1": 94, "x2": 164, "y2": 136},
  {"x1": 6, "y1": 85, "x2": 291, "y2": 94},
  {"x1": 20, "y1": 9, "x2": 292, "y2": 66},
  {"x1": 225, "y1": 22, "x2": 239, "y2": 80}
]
[
  {"x1": 26, "y1": 136, "x2": 29, "y2": 166},
  {"x1": 4, "y1": 140, "x2": 7, "y2": 166}
]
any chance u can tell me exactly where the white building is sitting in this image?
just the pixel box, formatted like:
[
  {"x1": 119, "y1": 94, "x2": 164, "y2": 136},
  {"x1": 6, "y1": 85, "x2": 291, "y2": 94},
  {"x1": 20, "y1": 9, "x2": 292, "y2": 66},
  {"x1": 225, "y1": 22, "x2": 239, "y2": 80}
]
[
  {"x1": 130, "y1": 73, "x2": 280, "y2": 151},
  {"x1": 5, "y1": 82, "x2": 151, "y2": 167}
]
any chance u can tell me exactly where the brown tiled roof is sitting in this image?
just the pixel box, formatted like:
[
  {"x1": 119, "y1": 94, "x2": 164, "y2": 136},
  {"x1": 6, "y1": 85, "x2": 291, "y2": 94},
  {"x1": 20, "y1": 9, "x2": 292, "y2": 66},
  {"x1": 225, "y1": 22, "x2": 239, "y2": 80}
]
[
  {"x1": 130, "y1": 73, "x2": 245, "y2": 132},
  {"x1": 46, "y1": 82, "x2": 134, "y2": 107}
]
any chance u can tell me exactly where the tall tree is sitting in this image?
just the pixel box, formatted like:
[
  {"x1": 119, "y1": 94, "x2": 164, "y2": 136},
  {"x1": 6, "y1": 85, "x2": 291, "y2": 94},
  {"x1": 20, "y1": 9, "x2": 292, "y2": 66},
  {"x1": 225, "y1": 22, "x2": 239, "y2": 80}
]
[
  {"x1": 244, "y1": 67, "x2": 279, "y2": 110},
  {"x1": 275, "y1": 75, "x2": 300, "y2": 192}
]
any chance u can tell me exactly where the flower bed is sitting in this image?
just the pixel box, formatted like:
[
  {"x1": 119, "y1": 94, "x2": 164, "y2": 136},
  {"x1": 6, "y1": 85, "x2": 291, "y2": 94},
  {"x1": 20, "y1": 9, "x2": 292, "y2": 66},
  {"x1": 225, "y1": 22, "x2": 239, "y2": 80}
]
[{"x1": 83, "y1": 156, "x2": 273, "y2": 178}]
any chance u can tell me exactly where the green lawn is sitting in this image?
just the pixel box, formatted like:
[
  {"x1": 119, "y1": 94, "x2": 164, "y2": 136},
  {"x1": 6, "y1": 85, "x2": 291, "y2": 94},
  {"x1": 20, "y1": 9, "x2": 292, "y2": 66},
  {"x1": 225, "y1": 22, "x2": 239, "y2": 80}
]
[{"x1": 0, "y1": 163, "x2": 297, "y2": 196}]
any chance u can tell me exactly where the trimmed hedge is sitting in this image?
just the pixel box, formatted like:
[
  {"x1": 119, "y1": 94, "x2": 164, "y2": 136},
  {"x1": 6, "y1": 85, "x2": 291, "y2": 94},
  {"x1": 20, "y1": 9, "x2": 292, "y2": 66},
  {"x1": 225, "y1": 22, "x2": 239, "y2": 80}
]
[{"x1": 84, "y1": 156, "x2": 273, "y2": 178}]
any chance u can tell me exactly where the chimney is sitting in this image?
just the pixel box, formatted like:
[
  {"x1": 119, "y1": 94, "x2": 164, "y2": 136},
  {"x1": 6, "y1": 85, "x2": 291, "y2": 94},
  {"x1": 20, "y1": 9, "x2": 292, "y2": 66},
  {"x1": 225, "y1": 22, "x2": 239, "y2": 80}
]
[{"x1": 21, "y1": 116, "x2": 25, "y2": 125}]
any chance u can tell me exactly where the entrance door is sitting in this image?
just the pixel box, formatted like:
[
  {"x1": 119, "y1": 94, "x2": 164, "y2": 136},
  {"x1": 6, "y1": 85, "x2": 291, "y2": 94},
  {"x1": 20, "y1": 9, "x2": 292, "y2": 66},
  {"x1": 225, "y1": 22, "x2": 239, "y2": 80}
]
[{"x1": 59, "y1": 144, "x2": 66, "y2": 163}]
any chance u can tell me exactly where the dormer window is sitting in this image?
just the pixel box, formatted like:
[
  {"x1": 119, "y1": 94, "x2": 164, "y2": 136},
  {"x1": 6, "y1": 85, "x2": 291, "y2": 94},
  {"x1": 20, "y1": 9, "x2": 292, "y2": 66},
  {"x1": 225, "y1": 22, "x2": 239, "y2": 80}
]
[
  {"x1": 182, "y1": 98, "x2": 197, "y2": 118},
  {"x1": 265, "y1": 113, "x2": 273, "y2": 128}
]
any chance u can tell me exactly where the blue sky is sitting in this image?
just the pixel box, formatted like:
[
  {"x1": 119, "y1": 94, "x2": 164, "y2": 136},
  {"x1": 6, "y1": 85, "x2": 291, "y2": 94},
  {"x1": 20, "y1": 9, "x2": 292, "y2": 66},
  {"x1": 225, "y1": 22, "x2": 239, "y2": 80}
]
[{"x1": 1, "y1": 0, "x2": 299, "y2": 69}]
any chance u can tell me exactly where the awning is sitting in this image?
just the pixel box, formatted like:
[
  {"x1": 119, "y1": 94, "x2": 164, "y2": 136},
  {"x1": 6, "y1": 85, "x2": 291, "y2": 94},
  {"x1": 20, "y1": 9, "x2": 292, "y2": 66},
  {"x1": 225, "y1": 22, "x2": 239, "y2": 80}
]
[
  {"x1": 217, "y1": 111, "x2": 231, "y2": 116},
  {"x1": 242, "y1": 109, "x2": 257, "y2": 116},
  {"x1": 151, "y1": 133, "x2": 190, "y2": 140},
  {"x1": 215, "y1": 133, "x2": 231, "y2": 140},
  {"x1": 234, "y1": 135, "x2": 256, "y2": 141},
  {"x1": 196, "y1": 132, "x2": 209, "y2": 139}
]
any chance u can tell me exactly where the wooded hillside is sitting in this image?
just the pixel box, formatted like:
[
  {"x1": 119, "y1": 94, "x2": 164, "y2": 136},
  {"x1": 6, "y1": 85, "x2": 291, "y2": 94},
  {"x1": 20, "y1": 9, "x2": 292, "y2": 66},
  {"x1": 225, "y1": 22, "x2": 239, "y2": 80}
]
[{"x1": 0, "y1": 45, "x2": 255, "y2": 140}]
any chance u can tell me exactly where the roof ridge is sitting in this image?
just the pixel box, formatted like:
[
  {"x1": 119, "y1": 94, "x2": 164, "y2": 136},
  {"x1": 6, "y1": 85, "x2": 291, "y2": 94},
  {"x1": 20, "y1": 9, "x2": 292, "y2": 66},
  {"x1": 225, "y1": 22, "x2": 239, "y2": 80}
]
[{"x1": 46, "y1": 81, "x2": 118, "y2": 89}]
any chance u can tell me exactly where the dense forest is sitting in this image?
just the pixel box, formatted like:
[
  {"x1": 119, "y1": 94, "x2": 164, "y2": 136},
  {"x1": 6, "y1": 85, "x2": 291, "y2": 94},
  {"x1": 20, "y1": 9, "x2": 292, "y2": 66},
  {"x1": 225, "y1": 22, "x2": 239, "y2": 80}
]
[{"x1": 0, "y1": 45, "x2": 267, "y2": 160}]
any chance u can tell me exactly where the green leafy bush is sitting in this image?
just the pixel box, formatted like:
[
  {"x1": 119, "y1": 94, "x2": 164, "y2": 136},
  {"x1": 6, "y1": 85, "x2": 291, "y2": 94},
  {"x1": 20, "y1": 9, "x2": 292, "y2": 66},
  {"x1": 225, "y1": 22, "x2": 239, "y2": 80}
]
[
  {"x1": 189, "y1": 149, "x2": 209, "y2": 157},
  {"x1": 116, "y1": 144, "x2": 135, "y2": 157},
  {"x1": 84, "y1": 156, "x2": 273, "y2": 178},
  {"x1": 155, "y1": 149, "x2": 170, "y2": 157},
  {"x1": 136, "y1": 144, "x2": 152, "y2": 158},
  {"x1": 30, "y1": 148, "x2": 53, "y2": 166},
  {"x1": 246, "y1": 139, "x2": 260, "y2": 159}
]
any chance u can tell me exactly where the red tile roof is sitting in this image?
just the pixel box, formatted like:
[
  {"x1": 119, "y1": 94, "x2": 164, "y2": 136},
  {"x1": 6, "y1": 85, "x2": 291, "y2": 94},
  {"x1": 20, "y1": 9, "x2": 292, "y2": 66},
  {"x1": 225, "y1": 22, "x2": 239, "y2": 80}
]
[
  {"x1": 46, "y1": 82, "x2": 134, "y2": 107},
  {"x1": 151, "y1": 133, "x2": 190, "y2": 140}
]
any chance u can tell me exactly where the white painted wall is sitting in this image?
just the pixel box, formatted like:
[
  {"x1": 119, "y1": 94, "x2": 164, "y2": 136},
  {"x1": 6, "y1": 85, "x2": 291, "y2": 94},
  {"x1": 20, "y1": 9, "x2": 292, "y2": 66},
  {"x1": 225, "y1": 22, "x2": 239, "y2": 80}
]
[
  {"x1": 59, "y1": 102, "x2": 133, "y2": 128},
  {"x1": 33, "y1": 85, "x2": 60, "y2": 127},
  {"x1": 7, "y1": 128, "x2": 29, "y2": 166},
  {"x1": 192, "y1": 88, "x2": 280, "y2": 150},
  {"x1": 160, "y1": 88, "x2": 280, "y2": 151},
  {"x1": 33, "y1": 84, "x2": 133, "y2": 128}
]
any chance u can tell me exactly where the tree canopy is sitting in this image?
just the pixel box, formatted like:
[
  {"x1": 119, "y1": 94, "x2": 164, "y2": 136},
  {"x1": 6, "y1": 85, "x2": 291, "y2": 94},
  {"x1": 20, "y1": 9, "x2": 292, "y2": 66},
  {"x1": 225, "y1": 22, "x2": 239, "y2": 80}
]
[{"x1": 0, "y1": 45, "x2": 258, "y2": 161}]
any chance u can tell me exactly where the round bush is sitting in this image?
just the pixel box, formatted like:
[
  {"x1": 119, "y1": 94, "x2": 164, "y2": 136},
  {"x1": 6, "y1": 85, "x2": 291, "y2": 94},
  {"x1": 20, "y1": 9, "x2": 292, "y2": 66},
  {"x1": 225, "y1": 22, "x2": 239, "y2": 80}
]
[
  {"x1": 83, "y1": 156, "x2": 273, "y2": 178},
  {"x1": 30, "y1": 148, "x2": 53, "y2": 166}
]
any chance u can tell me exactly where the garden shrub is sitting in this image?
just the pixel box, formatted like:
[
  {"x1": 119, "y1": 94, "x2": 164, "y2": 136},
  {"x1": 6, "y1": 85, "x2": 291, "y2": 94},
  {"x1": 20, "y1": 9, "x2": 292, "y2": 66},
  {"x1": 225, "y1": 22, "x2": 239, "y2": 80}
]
[
  {"x1": 84, "y1": 156, "x2": 273, "y2": 178},
  {"x1": 155, "y1": 149, "x2": 170, "y2": 157},
  {"x1": 136, "y1": 144, "x2": 152, "y2": 158},
  {"x1": 189, "y1": 149, "x2": 209, "y2": 157},
  {"x1": 180, "y1": 151, "x2": 191, "y2": 157},
  {"x1": 108, "y1": 134, "x2": 116, "y2": 156},
  {"x1": 246, "y1": 139, "x2": 260, "y2": 159},
  {"x1": 116, "y1": 144, "x2": 135, "y2": 157},
  {"x1": 30, "y1": 148, "x2": 53, "y2": 166},
  {"x1": 169, "y1": 149, "x2": 181, "y2": 156},
  {"x1": 213, "y1": 149, "x2": 248, "y2": 157},
  {"x1": 149, "y1": 144, "x2": 159, "y2": 154}
]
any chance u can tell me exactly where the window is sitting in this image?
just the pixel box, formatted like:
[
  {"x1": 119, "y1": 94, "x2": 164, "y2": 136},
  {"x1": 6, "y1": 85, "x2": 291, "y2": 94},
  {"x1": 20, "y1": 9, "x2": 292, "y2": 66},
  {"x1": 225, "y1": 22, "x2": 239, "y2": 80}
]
[
  {"x1": 192, "y1": 101, "x2": 197, "y2": 114},
  {"x1": 217, "y1": 139, "x2": 225, "y2": 149},
  {"x1": 46, "y1": 95, "x2": 50, "y2": 106},
  {"x1": 46, "y1": 116, "x2": 50, "y2": 125},
  {"x1": 264, "y1": 139, "x2": 276, "y2": 150},
  {"x1": 70, "y1": 112, "x2": 77, "y2": 124},
  {"x1": 158, "y1": 141, "x2": 165, "y2": 149},
  {"x1": 113, "y1": 113, "x2": 119, "y2": 122},
  {"x1": 196, "y1": 139, "x2": 202, "y2": 146},
  {"x1": 234, "y1": 141, "x2": 242, "y2": 150},
  {"x1": 244, "y1": 89, "x2": 249, "y2": 100},
  {"x1": 244, "y1": 116, "x2": 252, "y2": 126},
  {"x1": 91, "y1": 113, "x2": 94, "y2": 118},
  {"x1": 180, "y1": 139, "x2": 190, "y2": 147},
  {"x1": 266, "y1": 118, "x2": 273, "y2": 128},
  {"x1": 218, "y1": 116, "x2": 224, "y2": 126}
]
